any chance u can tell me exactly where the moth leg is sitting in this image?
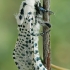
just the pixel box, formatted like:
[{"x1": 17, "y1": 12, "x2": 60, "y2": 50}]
[
  {"x1": 35, "y1": 2, "x2": 54, "y2": 15},
  {"x1": 39, "y1": 29, "x2": 51, "y2": 36},
  {"x1": 37, "y1": 15, "x2": 51, "y2": 28},
  {"x1": 39, "y1": 7, "x2": 54, "y2": 15}
]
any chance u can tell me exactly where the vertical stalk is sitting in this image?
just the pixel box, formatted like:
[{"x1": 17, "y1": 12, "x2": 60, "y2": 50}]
[{"x1": 43, "y1": 0, "x2": 51, "y2": 70}]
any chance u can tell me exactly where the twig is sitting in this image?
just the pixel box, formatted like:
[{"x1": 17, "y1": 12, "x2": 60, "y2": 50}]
[
  {"x1": 43, "y1": 0, "x2": 51, "y2": 70},
  {"x1": 51, "y1": 64, "x2": 69, "y2": 70}
]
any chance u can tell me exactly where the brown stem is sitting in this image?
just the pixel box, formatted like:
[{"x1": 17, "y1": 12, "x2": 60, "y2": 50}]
[{"x1": 43, "y1": 0, "x2": 51, "y2": 70}]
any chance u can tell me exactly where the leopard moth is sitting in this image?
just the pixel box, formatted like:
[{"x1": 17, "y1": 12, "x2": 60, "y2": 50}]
[{"x1": 13, "y1": 0, "x2": 51, "y2": 70}]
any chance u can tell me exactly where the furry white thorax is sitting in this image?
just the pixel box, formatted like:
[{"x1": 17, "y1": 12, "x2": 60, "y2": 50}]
[
  {"x1": 26, "y1": 0, "x2": 40, "y2": 6},
  {"x1": 26, "y1": 0, "x2": 35, "y2": 7}
]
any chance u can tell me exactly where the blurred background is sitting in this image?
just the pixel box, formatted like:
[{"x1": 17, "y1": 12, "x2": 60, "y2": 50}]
[{"x1": 0, "y1": 0, "x2": 70, "y2": 70}]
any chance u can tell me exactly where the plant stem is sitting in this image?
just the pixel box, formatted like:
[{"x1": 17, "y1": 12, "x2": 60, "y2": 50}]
[
  {"x1": 43, "y1": 0, "x2": 51, "y2": 70},
  {"x1": 51, "y1": 64, "x2": 69, "y2": 70}
]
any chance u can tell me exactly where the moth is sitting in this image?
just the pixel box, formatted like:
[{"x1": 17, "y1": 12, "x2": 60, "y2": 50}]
[{"x1": 13, "y1": 0, "x2": 51, "y2": 70}]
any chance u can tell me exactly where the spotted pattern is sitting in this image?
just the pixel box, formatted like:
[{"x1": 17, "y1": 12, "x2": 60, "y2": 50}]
[{"x1": 13, "y1": 0, "x2": 50, "y2": 70}]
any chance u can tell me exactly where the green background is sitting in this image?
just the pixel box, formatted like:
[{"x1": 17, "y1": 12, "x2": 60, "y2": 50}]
[{"x1": 0, "y1": 0, "x2": 70, "y2": 70}]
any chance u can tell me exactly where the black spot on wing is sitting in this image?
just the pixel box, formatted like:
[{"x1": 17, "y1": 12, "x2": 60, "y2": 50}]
[
  {"x1": 19, "y1": 56, "x2": 23, "y2": 59},
  {"x1": 18, "y1": 34, "x2": 22, "y2": 36},
  {"x1": 32, "y1": 46, "x2": 34, "y2": 48},
  {"x1": 23, "y1": 35, "x2": 26, "y2": 37},
  {"x1": 43, "y1": 68, "x2": 45, "y2": 70},
  {"x1": 34, "y1": 67, "x2": 35, "y2": 70},
  {"x1": 21, "y1": 46, "x2": 24, "y2": 49},
  {"x1": 13, "y1": 56, "x2": 16, "y2": 59},
  {"x1": 33, "y1": 58, "x2": 36, "y2": 62},
  {"x1": 26, "y1": 17, "x2": 28, "y2": 20},
  {"x1": 23, "y1": 25, "x2": 25, "y2": 28},
  {"x1": 26, "y1": 37, "x2": 28, "y2": 40},
  {"x1": 22, "y1": 44, "x2": 25, "y2": 46},
  {"x1": 26, "y1": 41, "x2": 28, "y2": 43},
  {"x1": 31, "y1": 28, "x2": 33, "y2": 31},
  {"x1": 23, "y1": 2, "x2": 27, "y2": 7},
  {"x1": 37, "y1": 66, "x2": 39, "y2": 69},
  {"x1": 26, "y1": 44, "x2": 28, "y2": 47},
  {"x1": 30, "y1": 51, "x2": 33, "y2": 54},
  {"x1": 18, "y1": 66, "x2": 20, "y2": 69},
  {"x1": 32, "y1": 38, "x2": 34, "y2": 40},
  {"x1": 19, "y1": 15, "x2": 22, "y2": 20},
  {"x1": 28, "y1": 12, "x2": 32, "y2": 15},
  {"x1": 20, "y1": 8, "x2": 24, "y2": 15},
  {"x1": 28, "y1": 62, "x2": 31, "y2": 65},
  {"x1": 29, "y1": 40, "x2": 31, "y2": 43},
  {"x1": 34, "y1": 43, "x2": 37, "y2": 47},
  {"x1": 13, "y1": 49, "x2": 16, "y2": 52},
  {"x1": 32, "y1": 41, "x2": 34, "y2": 44},
  {"x1": 21, "y1": 53, "x2": 25, "y2": 56},
  {"x1": 39, "y1": 63, "x2": 42, "y2": 67},
  {"x1": 24, "y1": 32, "x2": 26, "y2": 34},
  {"x1": 28, "y1": 31, "x2": 30, "y2": 33},
  {"x1": 19, "y1": 28, "x2": 21, "y2": 31},
  {"x1": 22, "y1": 39, "x2": 24, "y2": 41},
  {"x1": 34, "y1": 50, "x2": 38, "y2": 54},
  {"x1": 31, "y1": 23, "x2": 33, "y2": 26},
  {"x1": 27, "y1": 34, "x2": 30, "y2": 36},
  {"x1": 25, "y1": 29, "x2": 27, "y2": 31},
  {"x1": 18, "y1": 25, "x2": 22, "y2": 27},
  {"x1": 17, "y1": 38, "x2": 19, "y2": 41},
  {"x1": 15, "y1": 62, "x2": 18, "y2": 65},
  {"x1": 22, "y1": 29, "x2": 24, "y2": 31},
  {"x1": 36, "y1": 57, "x2": 40, "y2": 61},
  {"x1": 26, "y1": 51, "x2": 28, "y2": 54},
  {"x1": 31, "y1": 17, "x2": 33, "y2": 20},
  {"x1": 13, "y1": 52, "x2": 15, "y2": 55},
  {"x1": 28, "y1": 19, "x2": 30, "y2": 22}
]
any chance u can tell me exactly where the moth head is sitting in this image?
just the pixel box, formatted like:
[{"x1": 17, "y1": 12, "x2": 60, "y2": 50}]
[
  {"x1": 26, "y1": 0, "x2": 35, "y2": 6},
  {"x1": 34, "y1": 0, "x2": 41, "y2": 14}
]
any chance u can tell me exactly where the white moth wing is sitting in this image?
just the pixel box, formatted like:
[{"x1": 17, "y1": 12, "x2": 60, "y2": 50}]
[{"x1": 15, "y1": 1, "x2": 26, "y2": 25}]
